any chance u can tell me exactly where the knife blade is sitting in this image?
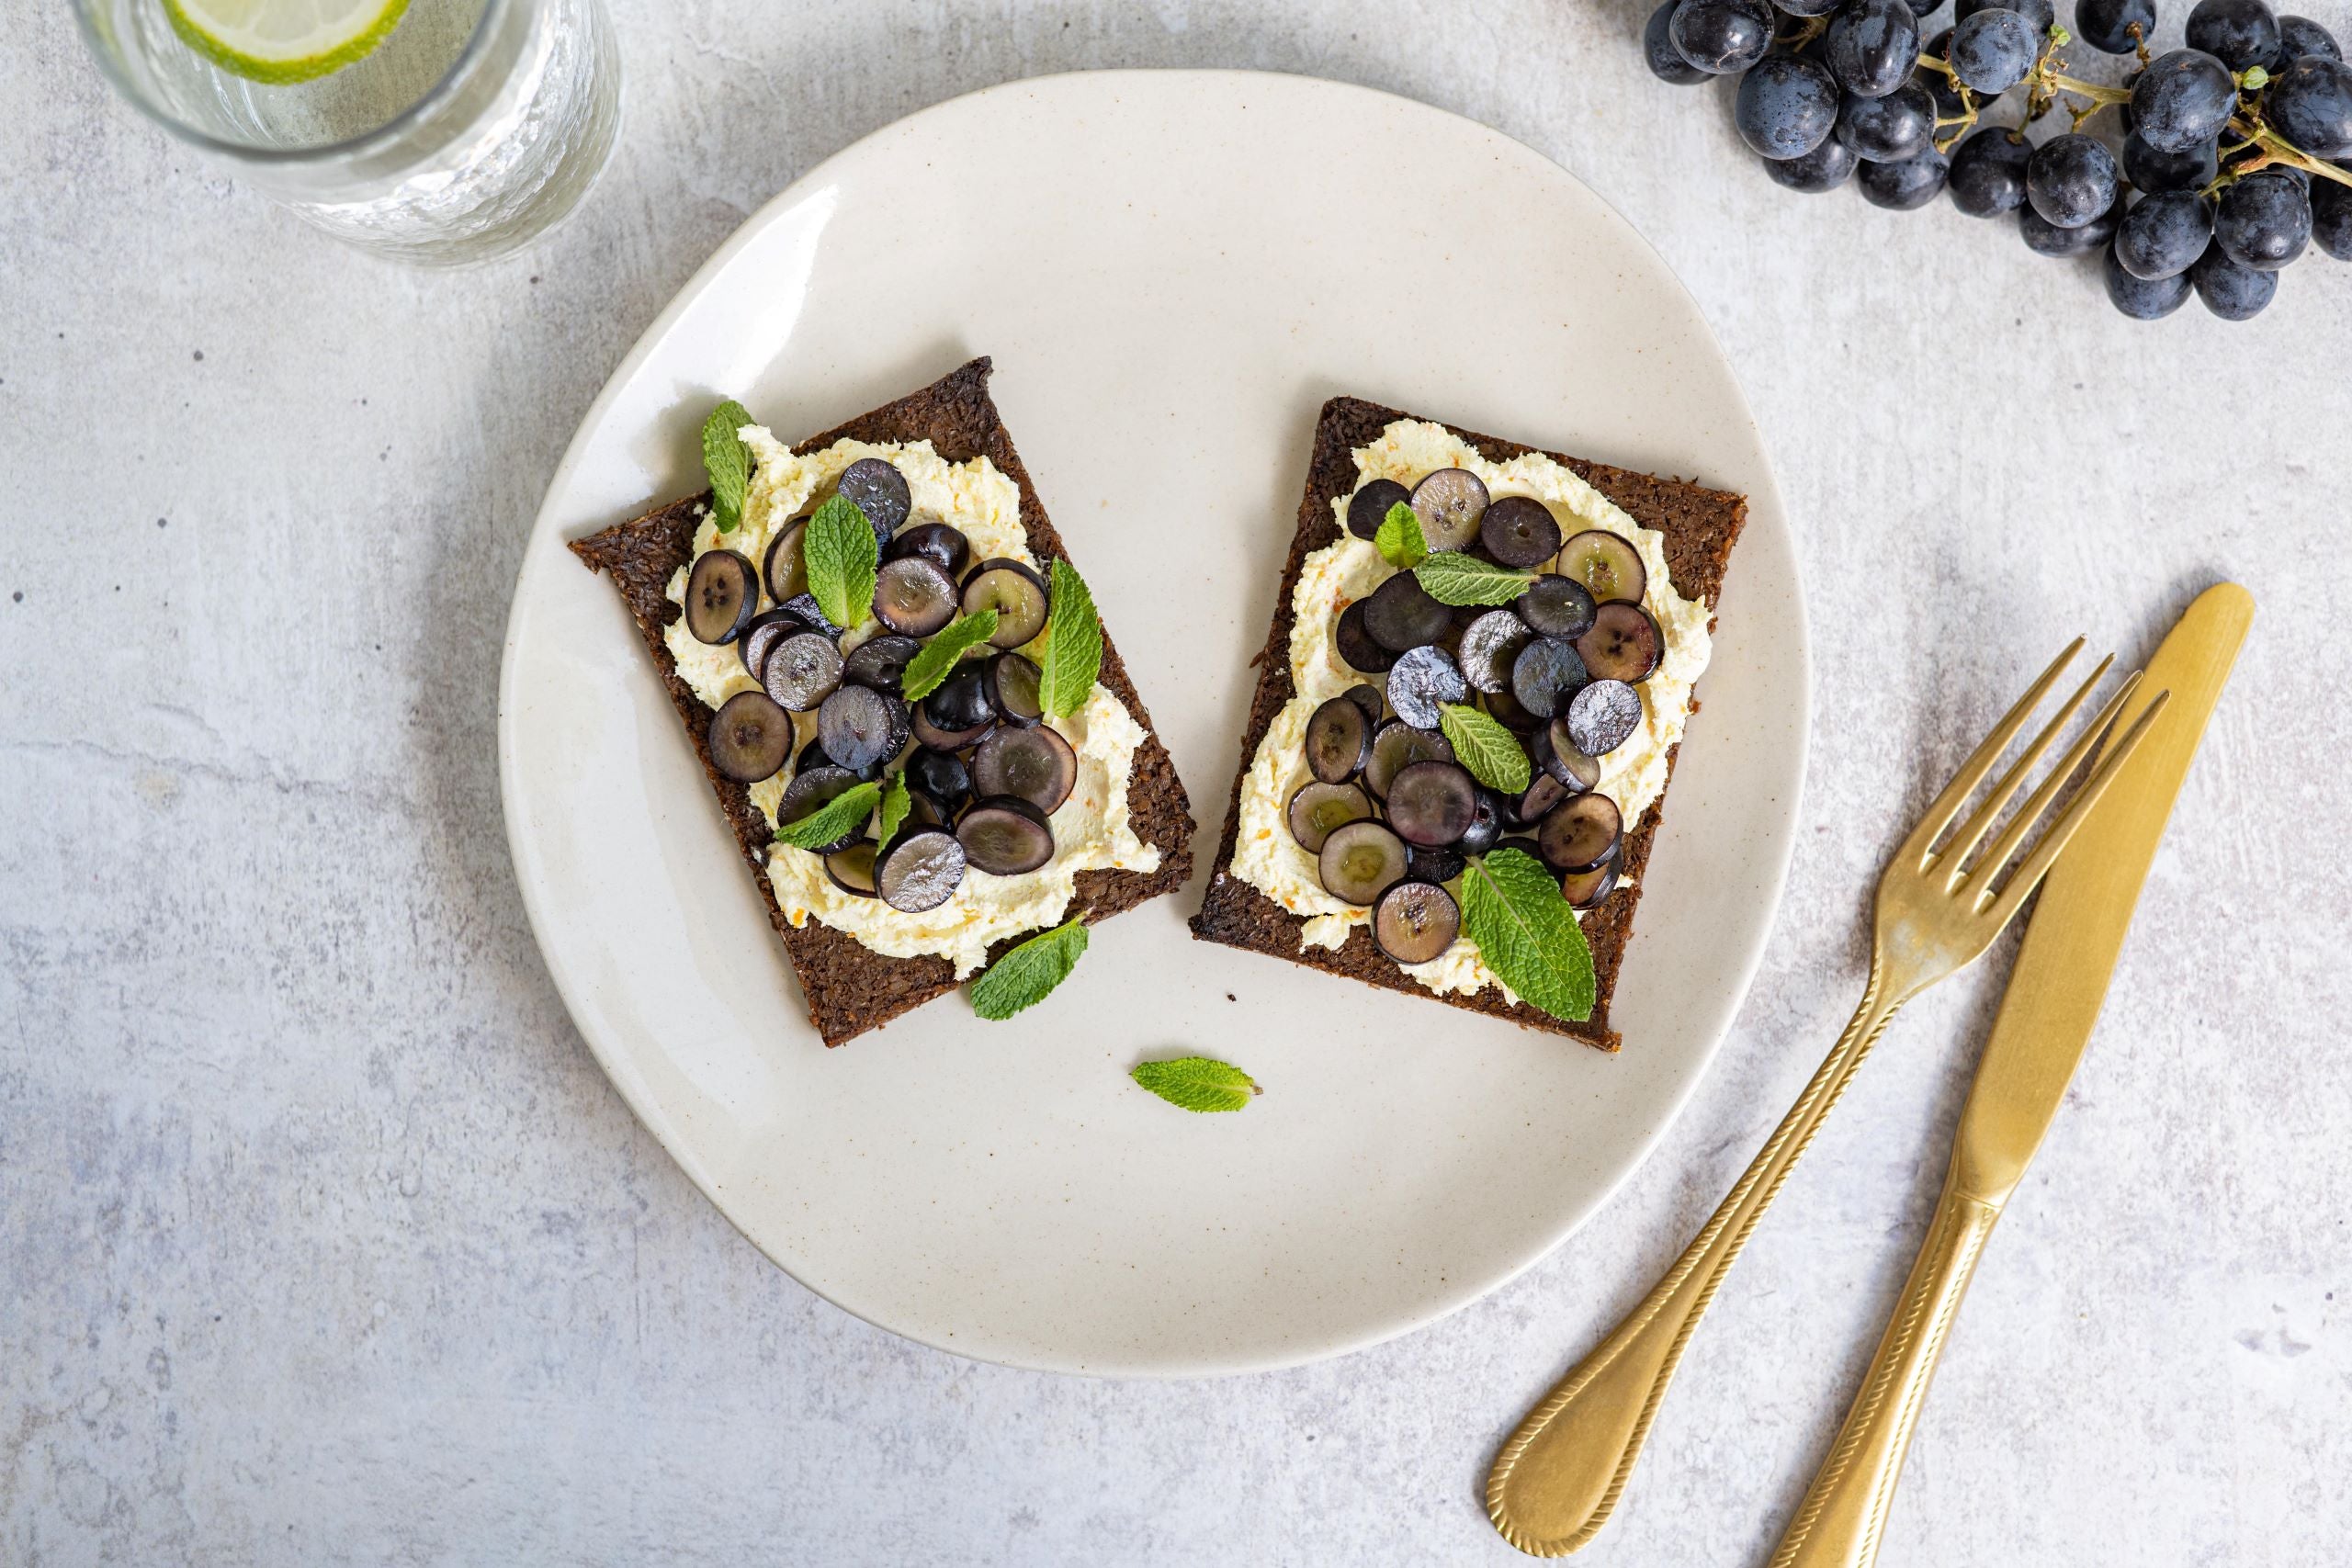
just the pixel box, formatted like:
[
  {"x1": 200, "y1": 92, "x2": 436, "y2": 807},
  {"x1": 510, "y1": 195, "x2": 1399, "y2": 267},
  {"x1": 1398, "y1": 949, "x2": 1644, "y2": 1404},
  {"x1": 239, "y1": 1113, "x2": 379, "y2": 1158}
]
[{"x1": 1950, "y1": 582, "x2": 2253, "y2": 1203}]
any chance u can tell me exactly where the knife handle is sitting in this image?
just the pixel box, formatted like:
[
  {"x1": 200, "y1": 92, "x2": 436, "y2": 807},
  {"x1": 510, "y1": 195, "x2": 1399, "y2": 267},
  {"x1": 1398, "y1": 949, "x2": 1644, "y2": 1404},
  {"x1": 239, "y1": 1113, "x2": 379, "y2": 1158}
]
[{"x1": 1767, "y1": 1167, "x2": 2005, "y2": 1568}]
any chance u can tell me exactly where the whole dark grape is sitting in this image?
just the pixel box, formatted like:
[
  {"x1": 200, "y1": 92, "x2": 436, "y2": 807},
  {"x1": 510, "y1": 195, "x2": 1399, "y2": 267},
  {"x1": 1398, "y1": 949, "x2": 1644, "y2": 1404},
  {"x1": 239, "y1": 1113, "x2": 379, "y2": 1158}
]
[
  {"x1": 2131, "y1": 50, "x2": 2242, "y2": 152},
  {"x1": 2114, "y1": 189, "x2": 2216, "y2": 276},
  {"x1": 2021, "y1": 190, "x2": 2123, "y2": 251},
  {"x1": 2214, "y1": 169, "x2": 2313, "y2": 265},
  {"x1": 1958, "y1": 0, "x2": 2056, "y2": 29},
  {"x1": 1736, "y1": 55, "x2": 1844, "y2": 156},
  {"x1": 2123, "y1": 130, "x2": 2221, "y2": 191},
  {"x1": 1918, "y1": 28, "x2": 1970, "y2": 118},
  {"x1": 2277, "y1": 15, "x2": 2343, "y2": 62},
  {"x1": 2185, "y1": 0, "x2": 2283, "y2": 69},
  {"x1": 1951, "y1": 8, "x2": 2041, "y2": 93},
  {"x1": 1837, "y1": 81, "x2": 1938, "y2": 159},
  {"x1": 2314, "y1": 169, "x2": 2352, "y2": 256},
  {"x1": 1950, "y1": 125, "x2": 2035, "y2": 213},
  {"x1": 2075, "y1": 0, "x2": 2159, "y2": 53},
  {"x1": 2027, "y1": 133, "x2": 2120, "y2": 227},
  {"x1": 2266, "y1": 57, "x2": 2352, "y2": 156},
  {"x1": 2103, "y1": 244, "x2": 2198, "y2": 316},
  {"x1": 1670, "y1": 0, "x2": 1777, "y2": 73},
  {"x1": 1826, "y1": 0, "x2": 1924, "y2": 96},
  {"x1": 1645, "y1": 0, "x2": 1713, "y2": 83},
  {"x1": 2189, "y1": 238, "x2": 2280, "y2": 315},
  {"x1": 1858, "y1": 145, "x2": 1952, "y2": 205},
  {"x1": 1777, "y1": 0, "x2": 1845, "y2": 15},
  {"x1": 1906, "y1": 0, "x2": 1949, "y2": 13},
  {"x1": 1762, "y1": 136, "x2": 1864, "y2": 190}
]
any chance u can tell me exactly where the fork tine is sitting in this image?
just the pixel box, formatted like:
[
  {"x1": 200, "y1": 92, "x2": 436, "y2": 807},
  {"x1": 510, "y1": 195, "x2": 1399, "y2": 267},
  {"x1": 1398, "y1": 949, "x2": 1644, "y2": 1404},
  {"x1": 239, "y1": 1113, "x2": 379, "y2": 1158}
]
[
  {"x1": 1983, "y1": 689, "x2": 2171, "y2": 922},
  {"x1": 1897, "y1": 637, "x2": 2084, "y2": 869},
  {"x1": 1938, "y1": 653, "x2": 2116, "y2": 887},
  {"x1": 1961, "y1": 667, "x2": 2141, "y2": 902}
]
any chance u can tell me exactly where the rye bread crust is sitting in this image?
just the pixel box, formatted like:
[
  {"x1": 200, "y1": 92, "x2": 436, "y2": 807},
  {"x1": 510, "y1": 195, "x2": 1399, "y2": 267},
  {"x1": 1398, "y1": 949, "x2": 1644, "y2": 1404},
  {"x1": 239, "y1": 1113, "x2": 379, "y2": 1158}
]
[
  {"x1": 568, "y1": 357, "x2": 1193, "y2": 1047},
  {"x1": 1187, "y1": 397, "x2": 1747, "y2": 1052}
]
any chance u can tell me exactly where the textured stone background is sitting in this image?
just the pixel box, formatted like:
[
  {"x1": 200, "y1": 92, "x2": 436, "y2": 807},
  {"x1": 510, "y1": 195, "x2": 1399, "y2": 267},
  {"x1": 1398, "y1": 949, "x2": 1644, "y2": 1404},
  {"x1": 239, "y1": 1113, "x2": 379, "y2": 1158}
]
[{"x1": 5, "y1": 1, "x2": 2348, "y2": 1562}]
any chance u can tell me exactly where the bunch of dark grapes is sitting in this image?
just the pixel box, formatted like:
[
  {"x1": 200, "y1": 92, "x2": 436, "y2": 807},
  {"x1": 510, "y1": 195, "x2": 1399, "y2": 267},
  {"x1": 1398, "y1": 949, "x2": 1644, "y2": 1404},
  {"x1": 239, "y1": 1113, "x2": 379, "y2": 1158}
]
[{"x1": 1645, "y1": 0, "x2": 2352, "y2": 319}]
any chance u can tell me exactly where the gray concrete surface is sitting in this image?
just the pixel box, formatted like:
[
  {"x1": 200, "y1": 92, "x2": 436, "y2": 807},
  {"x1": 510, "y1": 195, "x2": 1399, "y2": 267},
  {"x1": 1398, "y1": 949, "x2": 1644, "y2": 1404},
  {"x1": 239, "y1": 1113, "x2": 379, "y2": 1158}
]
[{"x1": 5, "y1": 1, "x2": 2347, "y2": 1562}]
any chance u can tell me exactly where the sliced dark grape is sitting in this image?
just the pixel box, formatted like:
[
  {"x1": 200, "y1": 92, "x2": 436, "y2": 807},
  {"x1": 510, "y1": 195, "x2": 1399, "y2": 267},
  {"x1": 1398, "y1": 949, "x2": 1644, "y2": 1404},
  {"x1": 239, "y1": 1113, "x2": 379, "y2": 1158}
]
[
  {"x1": 825, "y1": 840, "x2": 880, "y2": 898},
  {"x1": 1386, "y1": 644, "x2": 1470, "y2": 730},
  {"x1": 1511, "y1": 637, "x2": 1590, "y2": 721},
  {"x1": 1364, "y1": 720, "x2": 1454, "y2": 798},
  {"x1": 1364, "y1": 570, "x2": 1453, "y2": 652},
  {"x1": 1459, "y1": 787, "x2": 1506, "y2": 854},
  {"x1": 1385, "y1": 760, "x2": 1479, "y2": 847},
  {"x1": 873, "y1": 556, "x2": 959, "y2": 637},
  {"x1": 957, "y1": 796, "x2": 1056, "y2": 875},
  {"x1": 1305, "y1": 694, "x2": 1374, "y2": 783},
  {"x1": 796, "y1": 735, "x2": 833, "y2": 774},
  {"x1": 1335, "y1": 600, "x2": 1397, "y2": 674},
  {"x1": 763, "y1": 631, "x2": 844, "y2": 712},
  {"x1": 1342, "y1": 682, "x2": 1386, "y2": 725},
  {"x1": 886, "y1": 521, "x2": 971, "y2": 580},
  {"x1": 876, "y1": 827, "x2": 966, "y2": 912},
  {"x1": 1346, "y1": 478, "x2": 1412, "y2": 541},
  {"x1": 1516, "y1": 573, "x2": 1598, "y2": 638},
  {"x1": 903, "y1": 788, "x2": 948, "y2": 829},
  {"x1": 924, "y1": 668, "x2": 996, "y2": 731},
  {"x1": 1374, "y1": 880, "x2": 1462, "y2": 964},
  {"x1": 1457, "y1": 609, "x2": 1536, "y2": 694},
  {"x1": 1408, "y1": 845, "x2": 1467, "y2": 885},
  {"x1": 1561, "y1": 849, "x2": 1623, "y2": 911},
  {"x1": 971, "y1": 725, "x2": 1077, "y2": 814},
  {"x1": 910, "y1": 705, "x2": 993, "y2": 753},
  {"x1": 738, "y1": 608, "x2": 800, "y2": 682},
  {"x1": 1510, "y1": 773, "x2": 1568, "y2": 829},
  {"x1": 818, "y1": 685, "x2": 905, "y2": 774},
  {"x1": 1577, "y1": 602, "x2": 1665, "y2": 683},
  {"x1": 905, "y1": 746, "x2": 971, "y2": 816},
  {"x1": 835, "y1": 457, "x2": 910, "y2": 543},
  {"x1": 1556, "y1": 530, "x2": 1647, "y2": 604},
  {"x1": 1540, "y1": 718, "x2": 1603, "y2": 794},
  {"x1": 986, "y1": 652, "x2": 1046, "y2": 728},
  {"x1": 763, "y1": 520, "x2": 808, "y2": 604},
  {"x1": 1566, "y1": 679, "x2": 1644, "y2": 757},
  {"x1": 685, "y1": 548, "x2": 759, "y2": 644},
  {"x1": 1287, "y1": 780, "x2": 1373, "y2": 853},
  {"x1": 1479, "y1": 496, "x2": 1564, "y2": 569},
  {"x1": 779, "y1": 591, "x2": 843, "y2": 640},
  {"x1": 1317, "y1": 818, "x2": 1409, "y2": 906},
  {"x1": 1481, "y1": 685, "x2": 1544, "y2": 733},
  {"x1": 842, "y1": 633, "x2": 920, "y2": 695},
  {"x1": 777, "y1": 764, "x2": 866, "y2": 852},
  {"x1": 707, "y1": 691, "x2": 794, "y2": 784},
  {"x1": 961, "y1": 558, "x2": 1051, "y2": 647},
  {"x1": 1538, "y1": 792, "x2": 1623, "y2": 873},
  {"x1": 1408, "y1": 468, "x2": 1490, "y2": 550}
]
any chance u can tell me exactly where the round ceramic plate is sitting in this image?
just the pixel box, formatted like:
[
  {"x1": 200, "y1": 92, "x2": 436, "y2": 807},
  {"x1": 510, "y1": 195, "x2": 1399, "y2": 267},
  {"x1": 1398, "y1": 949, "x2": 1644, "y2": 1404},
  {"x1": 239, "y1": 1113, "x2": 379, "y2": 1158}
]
[{"x1": 499, "y1": 70, "x2": 1806, "y2": 1376}]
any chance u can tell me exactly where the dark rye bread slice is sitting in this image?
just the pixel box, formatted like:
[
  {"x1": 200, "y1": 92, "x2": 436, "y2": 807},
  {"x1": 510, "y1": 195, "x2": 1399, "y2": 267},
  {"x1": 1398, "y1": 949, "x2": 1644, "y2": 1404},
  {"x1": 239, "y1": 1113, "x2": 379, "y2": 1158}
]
[
  {"x1": 1189, "y1": 397, "x2": 1746, "y2": 1053},
  {"x1": 569, "y1": 357, "x2": 1193, "y2": 1047}
]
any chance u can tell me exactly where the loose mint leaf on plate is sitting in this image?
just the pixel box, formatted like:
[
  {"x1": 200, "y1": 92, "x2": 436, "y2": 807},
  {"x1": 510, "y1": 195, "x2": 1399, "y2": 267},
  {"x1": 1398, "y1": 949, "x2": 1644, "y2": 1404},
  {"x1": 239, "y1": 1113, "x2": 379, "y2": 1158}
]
[
  {"x1": 1374, "y1": 501, "x2": 1428, "y2": 570},
  {"x1": 970, "y1": 917, "x2": 1089, "y2": 1021},
  {"x1": 804, "y1": 491, "x2": 878, "y2": 629},
  {"x1": 773, "y1": 779, "x2": 880, "y2": 851},
  {"x1": 1439, "y1": 703, "x2": 1532, "y2": 794},
  {"x1": 1035, "y1": 558, "x2": 1102, "y2": 721},
  {"x1": 899, "y1": 608, "x2": 1000, "y2": 702},
  {"x1": 1414, "y1": 551, "x2": 1537, "y2": 607},
  {"x1": 1130, "y1": 1055, "x2": 1260, "y2": 1113},
  {"x1": 875, "y1": 772, "x2": 910, "y2": 847},
  {"x1": 1462, "y1": 846, "x2": 1596, "y2": 1023},
  {"x1": 701, "y1": 400, "x2": 753, "y2": 533}
]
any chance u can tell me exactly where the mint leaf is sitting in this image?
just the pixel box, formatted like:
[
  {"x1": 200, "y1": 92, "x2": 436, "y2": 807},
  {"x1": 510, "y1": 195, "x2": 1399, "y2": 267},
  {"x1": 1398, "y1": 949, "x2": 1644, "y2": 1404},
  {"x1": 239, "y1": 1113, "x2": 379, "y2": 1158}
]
[
  {"x1": 1439, "y1": 704, "x2": 1532, "y2": 794},
  {"x1": 970, "y1": 917, "x2": 1089, "y2": 1020},
  {"x1": 804, "y1": 492, "x2": 878, "y2": 629},
  {"x1": 899, "y1": 609, "x2": 1000, "y2": 702},
  {"x1": 773, "y1": 779, "x2": 880, "y2": 851},
  {"x1": 1461, "y1": 847, "x2": 1596, "y2": 1023},
  {"x1": 702, "y1": 400, "x2": 753, "y2": 533},
  {"x1": 875, "y1": 772, "x2": 910, "y2": 846},
  {"x1": 1374, "y1": 501, "x2": 1428, "y2": 569},
  {"x1": 1415, "y1": 551, "x2": 1537, "y2": 607},
  {"x1": 1035, "y1": 558, "x2": 1102, "y2": 721},
  {"x1": 1130, "y1": 1055, "x2": 1259, "y2": 1113}
]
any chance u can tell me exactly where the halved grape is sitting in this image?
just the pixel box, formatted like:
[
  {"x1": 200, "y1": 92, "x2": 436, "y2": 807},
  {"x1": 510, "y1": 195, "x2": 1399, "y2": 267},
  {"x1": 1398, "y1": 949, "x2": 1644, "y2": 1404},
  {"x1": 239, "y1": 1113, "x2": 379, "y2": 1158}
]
[
  {"x1": 825, "y1": 840, "x2": 880, "y2": 898},
  {"x1": 1409, "y1": 468, "x2": 1490, "y2": 550},
  {"x1": 818, "y1": 685, "x2": 906, "y2": 774},
  {"x1": 1374, "y1": 880, "x2": 1462, "y2": 964},
  {"x1": 1561, "y1": 848, "x2": 1622, "y2": 911},
  {"x1": 842, "y1": 633, "x2": 920, "y2": 695},
  {"x1": 707, "y1": 691, "x2": 795, "y2": 784},
  {"x1": 1577, "y1": 602, "x2": 1664, "y2": 682},
  {"x1": 1364, "y1": 571, "x2": 1452, "y2": 652},
  {"x1": 685, "y1": 548, "x2": 759, "y2": 644},
  {"x1": 961, "y1": 558, "x2": 1051, "y2": 647},
  {"x1": 1480, "y1": 496, "x2": 1563, "y2": 568},
  {"x1": 1287, "y1": 780, "x2": 1373, "y2": 853},
  {"x1": 1408, "y1": 845, "x2": 1466, "y2": 885},
  {"x1": 1539, "y1": 718, "x2": 1603, "y2": 794},
  {"x1": 957, "y1": 796, "x2": 1057, "y2": 874},
  {"x1": 1364, "y1": 720, "x2": 1453, "y2": 798},
  {"x1": 1347, "y1": 478, "x2": 1411, "y2": 541},
  {"x1": 876, "y1": 827, "x2": 967, "y2": 912},
  {"x1": 1386, "y1": 760, "x2": 1479, "y2": 847},
  {"x1": 1306, "y1": 694, "x2": 1373, "y2": 783},
  {"x1": 1387, "y1": 645, "x2": 1470, "y2": 730},
  {"x1": 1538, "y1": 792, "x2": 1623, "y2": 873},
  {"x1": 1510, "y1": 773, "x2": 1567, "y2": 828},
  {"x1": 1556, "y1": 530, "x2": 1647, "y2": 604},
  {"x1": 738, "y1": 608, "x2": 801, "y2": 682},
  {"x1": 1336, "y1": 601, "x2": 1397, "y2": 674},
  {"x1": 1517, "y1": 573, "x2": 1598, "y2": 638},
  {"x1": 1458, "y1": 609, "x2": 1535, "y2": 694},
  {"x1": 886, "y1": 522, "x2": 971, "y2": 580},
  {"x1": 777, "y1": 764, "x2": 866, "y2": 852},
  {"x1": 873, "y1": 556, "x2": 959, "y2": 637},
  {"x1": 986, "y1": 651, "x2": 1045, "y2": 728},
  {"x1": 836, "y1": 457, "x2": 911, "y2": 542},
  {"x1": 1511, "y1": 637, "x2": 1589, "y2": 720},
  {"x1": 924, "y1": 669, "x2": 996, "y2": 731},
  {"x1": 763, "y1": 520, "x2": 809, "y2": 604},
  {"x1": 1566, "y1": 679, "x2": 1644, "y2": 757},
  {"x1": 1481, "y1": 685, "x2": 1544, "y2": 733},
  {"x1": 1317, "y1": 818, "x2": 1409, "y2": 906},
  {"x1": 971, "y1": 725, "x2": 1078, "y2": 814},
  {"x1": 764, "y1": 631, "x2": 843, "y2": 712},
  {"x1": 910, "y1": 705, "x2": 993, "y2": 753},
  {"x1": 1460, "y1": 787, "x2": 1506, "y2": 854},
  {"x1": 906, "y1": 746, "x2": 971, "y2": 815},
  {"x1": 1342, "y1": 682, "x2": 1386, "y2": 724}
]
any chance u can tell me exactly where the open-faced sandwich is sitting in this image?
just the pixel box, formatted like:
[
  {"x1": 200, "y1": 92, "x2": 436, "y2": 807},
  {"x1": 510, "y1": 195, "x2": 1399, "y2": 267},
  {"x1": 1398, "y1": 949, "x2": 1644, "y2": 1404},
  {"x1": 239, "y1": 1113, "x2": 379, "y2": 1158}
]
[
  {"x1": 1190, "y1": 397, "x2": 1747, "y2": 1051},
  {"x1": 571, "y1": 358, "x2": 1193, "y2": 1045}
]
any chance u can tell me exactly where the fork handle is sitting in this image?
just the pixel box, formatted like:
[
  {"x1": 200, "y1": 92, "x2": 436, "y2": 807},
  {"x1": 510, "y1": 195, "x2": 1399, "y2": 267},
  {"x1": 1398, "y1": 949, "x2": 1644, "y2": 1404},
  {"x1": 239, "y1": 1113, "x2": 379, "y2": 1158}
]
[
  {"x1": 1768, "y1": 1168, "x2": 2004, "y2": 1568},
  {"x1": 1486, "y1": 978, "x2": 1904, "y2": 1557}
]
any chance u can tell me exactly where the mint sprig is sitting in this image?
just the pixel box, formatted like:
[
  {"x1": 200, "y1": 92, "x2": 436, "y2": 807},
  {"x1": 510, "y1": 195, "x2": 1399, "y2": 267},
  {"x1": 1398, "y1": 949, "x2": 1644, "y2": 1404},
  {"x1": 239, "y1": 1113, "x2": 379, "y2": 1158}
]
[
  {"x1": 1374, "y1": 501, "x2": 1428, "y2": 569},
  {"x1": 1130, "y1": 1055, "x2": 1260, "y2": 1113},
  {"x1": 899, "y1": 609, "x2": 1000, "y2": 702},
  {"x1": 1415, "y1": 551, "x2": 1537, "y2": 607},
  {"x1": 702, "y1": 400, "x2": 754, "y2": 533},
  {"x1": 773, "y1": 779, "x2": 880, "y2": 851},
  {"x1": 1461, "y1": 847, "x2": 1595, "y2": 1023},
  {"x1": 875, "y1": 772, "x2": 910, "y2": 846},
  {"x1": 804, "y1": 492, "x2": 878, "y2": 629},
  {"x1": 1439, "y1": 703, "x2": 1532, "y2": 794},
  {"x1": 970, "y1": 917, "x2": 1089, "y2": 1020},
  {"x1": 1035, "y1": 558, "x2": 1102, "y2": 721}
]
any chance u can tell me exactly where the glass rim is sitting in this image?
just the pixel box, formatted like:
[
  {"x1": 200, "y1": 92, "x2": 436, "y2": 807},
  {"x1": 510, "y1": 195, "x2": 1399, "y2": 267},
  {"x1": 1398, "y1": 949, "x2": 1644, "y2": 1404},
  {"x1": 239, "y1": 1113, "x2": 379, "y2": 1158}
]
[{"x1": 70, "y1": 0, "x2": 512, "y2": 166}]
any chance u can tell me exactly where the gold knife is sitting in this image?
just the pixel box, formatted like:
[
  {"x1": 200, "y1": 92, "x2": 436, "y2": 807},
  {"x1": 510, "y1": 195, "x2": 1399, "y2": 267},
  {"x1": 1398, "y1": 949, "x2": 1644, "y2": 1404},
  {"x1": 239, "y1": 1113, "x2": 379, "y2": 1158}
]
[{"x1": 1767, "y1": 581, "x2": 2254, "y2": 1568}]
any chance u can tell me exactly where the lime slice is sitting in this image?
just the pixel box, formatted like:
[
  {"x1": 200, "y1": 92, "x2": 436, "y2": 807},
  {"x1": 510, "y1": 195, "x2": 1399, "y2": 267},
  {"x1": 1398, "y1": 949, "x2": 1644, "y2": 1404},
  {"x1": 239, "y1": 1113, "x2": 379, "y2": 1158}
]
[{"x1": 164, "y1": 0, "x2": 412, "y2": 85}]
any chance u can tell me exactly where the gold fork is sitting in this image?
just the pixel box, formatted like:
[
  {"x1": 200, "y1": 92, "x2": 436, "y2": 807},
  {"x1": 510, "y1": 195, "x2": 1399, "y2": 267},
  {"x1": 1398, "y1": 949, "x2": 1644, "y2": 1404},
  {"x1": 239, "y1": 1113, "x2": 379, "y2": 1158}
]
[{"x1": 1485, "y1": 639, "x2": 2170, "y2": 1557}]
